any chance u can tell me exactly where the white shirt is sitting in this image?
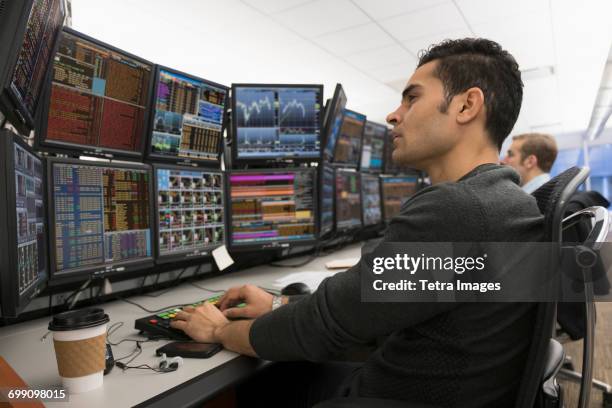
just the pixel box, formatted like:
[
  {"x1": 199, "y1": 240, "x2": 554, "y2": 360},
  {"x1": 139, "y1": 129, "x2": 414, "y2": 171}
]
[{"x1": 522, "y1": 173, "x2": 551, "y2": 194}]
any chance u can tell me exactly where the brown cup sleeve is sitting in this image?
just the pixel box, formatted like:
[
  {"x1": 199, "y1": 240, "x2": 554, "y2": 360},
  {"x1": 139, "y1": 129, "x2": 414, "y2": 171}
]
[{"x1": 53, "y1": 333, "x2": 106, "y2": 378}]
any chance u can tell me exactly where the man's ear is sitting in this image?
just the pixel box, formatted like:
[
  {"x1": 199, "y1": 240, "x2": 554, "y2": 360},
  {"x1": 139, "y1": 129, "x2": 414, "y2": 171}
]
[
  {"x1": 456, "y1": 87, "x2": 485, "y2": 125},
  {"x1": 522, "y1": 154, "x2": 538, "y2": 169}
]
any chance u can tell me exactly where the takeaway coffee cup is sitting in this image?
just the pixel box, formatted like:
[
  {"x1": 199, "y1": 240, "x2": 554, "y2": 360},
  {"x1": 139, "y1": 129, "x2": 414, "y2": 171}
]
[{"x1": 48, "y1": 308, "x2": 109, "y2": 393}]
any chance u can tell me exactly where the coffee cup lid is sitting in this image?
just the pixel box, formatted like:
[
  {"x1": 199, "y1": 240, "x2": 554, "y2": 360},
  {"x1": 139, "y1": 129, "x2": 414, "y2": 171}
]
[{"x1": 48, "y1": 308, "x2": 109, "y2": 331}]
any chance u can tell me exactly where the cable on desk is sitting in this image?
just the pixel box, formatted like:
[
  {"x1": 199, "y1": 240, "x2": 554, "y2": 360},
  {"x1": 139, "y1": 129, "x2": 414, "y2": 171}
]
[
  {"x1": 115, "y1": 296, "x2": 191, "y2": 314},
  {"x1": 188, "y1": 281, "x2": 226, "y2": 293},
  {"x1": 141, "y1": 268, "x2": 188, "y2": 298},
  {"x1": 106, "y1": 321, "x2": 163, "y2": 346}
]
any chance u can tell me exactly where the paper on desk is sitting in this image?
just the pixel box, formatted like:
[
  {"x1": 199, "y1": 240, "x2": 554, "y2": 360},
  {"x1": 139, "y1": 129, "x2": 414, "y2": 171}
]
[
  {"x1": 273, "y1": 271, "x2": 338, "y2": 290},
  {"x1": 212, "y1": 245, "x2": 234, "y2": 271}
]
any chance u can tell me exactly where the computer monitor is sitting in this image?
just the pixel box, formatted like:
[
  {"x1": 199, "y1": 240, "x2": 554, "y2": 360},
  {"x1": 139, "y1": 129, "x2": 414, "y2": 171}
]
[
  {"x1": 227, "y1": 168, "x2": 317, "y2": 250},
  {"x1": 0, "y1": 0, "x2": 65, "y2": 134},
  {"x1": 0, "y1": 131, "x2": 47, "y2": 317},
  {"x1": 319, "y1": 164, "x2": 335, "y2": 238},
  {"x1": 147, "y1": 66, "x2": 228, "y2": 166},
  {"x1": 322, "y1": 84, "x2": 347, "y2": 161},
  {"x1": 335, "y1": 168, "x2": 361, "y2": 231},
  {"x1": 360, "y1": 121, "x2": 387, "y2": 172},
  {"x1": 332, "y1": 109, "x2": 366, "y2": 168},
  {"x1": 231, "y1": 84, "x2": 323, "y2": 163},
  {"x1": 360, "y1": 173, "x2": 382, "y2": 227},
  {"x1": 47, "y1": 158, "x2": 154, "y2": 281},
  {"x1": 380, "y1": 175, "x2": 419, "y2": 222},
  {"x1": 153, "y1": 164, "x2": 225, "y2": 264},
  {"x1": 37, "y1": 28, "x2": 154, "y2": 159}
]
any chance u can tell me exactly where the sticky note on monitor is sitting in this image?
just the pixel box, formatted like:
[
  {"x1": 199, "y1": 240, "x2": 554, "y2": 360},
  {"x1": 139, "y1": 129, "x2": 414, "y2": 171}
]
[{"x1": 212, "y1": 245, "x2": 234, "y2": 271}]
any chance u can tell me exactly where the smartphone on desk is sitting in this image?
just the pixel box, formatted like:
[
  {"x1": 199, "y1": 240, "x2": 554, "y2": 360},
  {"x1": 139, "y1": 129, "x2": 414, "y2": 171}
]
[{"x1": 156, "y1": 341, "x2": 222, "y2": 359}]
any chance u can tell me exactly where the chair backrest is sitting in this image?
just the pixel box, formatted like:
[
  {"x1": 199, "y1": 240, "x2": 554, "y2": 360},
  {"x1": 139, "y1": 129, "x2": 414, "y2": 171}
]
[
  {"x1": 561, "y1": 206, "x2": 610, "y2": 408},
  {"x1": 515, "y1": 167, "x2": 590, "y2": 408}
]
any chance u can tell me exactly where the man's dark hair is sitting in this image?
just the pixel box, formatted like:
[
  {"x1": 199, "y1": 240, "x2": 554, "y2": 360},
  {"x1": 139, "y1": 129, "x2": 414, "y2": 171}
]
[{"x1": 418, "y1": 38, "x2": 523, "y2": 150}]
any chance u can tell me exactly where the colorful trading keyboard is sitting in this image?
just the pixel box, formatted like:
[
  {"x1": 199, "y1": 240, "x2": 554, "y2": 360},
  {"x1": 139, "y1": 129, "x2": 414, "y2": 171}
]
[{"x1": 134, "y1": 294, "x2": 245, "y2": 340}]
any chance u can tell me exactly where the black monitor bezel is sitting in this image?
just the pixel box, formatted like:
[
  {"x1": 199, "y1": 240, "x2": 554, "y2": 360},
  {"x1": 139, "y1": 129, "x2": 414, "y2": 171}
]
[
  {"x1": 0, "y1": 0, "x2": 65, "y2": 135},
  {"x1": 226, "y1": 167, "x2": 318, "y2": 251},
  {"x1": 35, "y1": 27, "x2": 156, "y2": 160},
  {"x1": 334, "y1": 167, "x2": 362, "y2": 232},
  {"x1": 331, "y1": 108, "x2": 366, "y2": 169},
  {"x1": 318, "y1": 164, "x2": 335, "y2": 239},
  {"x1": 0, "y1": 130, "x2": 48, "y2": 317},
  {"x1": 360, "y1": 172, "x2": 383, "y2": 227},
  {"x1": 230, "y1": 83, "x2": 324, "y2": 165},
  {"x1": 145, "y1": 65, "x2": 229, "y2": 168},
  {"x1": 359, "y1": 120, "x2": 387, "y2": 173},
  {"x1": 151, "y1": 163, "x2": 226, "y2": 265},
  {"x1": 380, "y1": 173, "x2": 420, "y2": 223},
  {"x1": 46, "y1": 157, "x2": 155, "y2": 283},
  {"x1": 322, "y1": 83, "x2": 347, "y2": 162}
]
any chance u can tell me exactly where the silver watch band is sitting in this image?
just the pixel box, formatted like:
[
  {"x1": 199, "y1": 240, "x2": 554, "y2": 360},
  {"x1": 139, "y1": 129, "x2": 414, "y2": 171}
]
[{"x1": 272, "y1": 295, "x2": 283, "y2": 311}]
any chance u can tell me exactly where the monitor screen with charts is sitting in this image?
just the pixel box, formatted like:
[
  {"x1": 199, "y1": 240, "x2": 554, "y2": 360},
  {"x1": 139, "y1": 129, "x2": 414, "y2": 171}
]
[
  {"x1": 335, "y1": 169, "x2": 361, "y2": 231},
  {"x1": 148, "y1": 67, "x2": 228, "y2": 165},
  {"x1": 0, "y1": 131, "x2": 47, "y2": 317},
  {"x1": 381, "y1": 175, "x2": 418, "y2": 222},
  {"x1": 332, "y1": 109, "x2": 365, "y2": 168},
  {"x1": 360, "y1": 121, "x2": 386, "y2": 172},
  {"x1": 154, "y1": 165, "x2": 225, "y2": 263},
  {"x1": 360, "y1": 173, "x2": 382, "y2": 226},
  {"x1": 232, "y1": 84, "x2": 323, "y2": 162},
  {"x1": 48, "y1": 159, "x2": 154, "y2": 279},
  {"x1": 228, "y1": 169, "x2": 316, "y2": 249},
  {"x1": 38, "y1": 28, "x2": 154, "y2": 158}
]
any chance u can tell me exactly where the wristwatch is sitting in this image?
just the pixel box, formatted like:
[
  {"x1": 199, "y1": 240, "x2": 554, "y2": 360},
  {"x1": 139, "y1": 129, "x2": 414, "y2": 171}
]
[{"x1": 271, "y1": 295, "x2": 283, "y2": 311}]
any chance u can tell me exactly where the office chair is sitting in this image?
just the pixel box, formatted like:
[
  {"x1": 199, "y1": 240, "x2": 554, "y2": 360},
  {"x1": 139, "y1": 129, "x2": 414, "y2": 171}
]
[
  {"x1": 314, "y1": 167, "x2": 590, "y2": 408},
  {"x1": 556, "y1": 206, "x2": 611, "y2": 408}
]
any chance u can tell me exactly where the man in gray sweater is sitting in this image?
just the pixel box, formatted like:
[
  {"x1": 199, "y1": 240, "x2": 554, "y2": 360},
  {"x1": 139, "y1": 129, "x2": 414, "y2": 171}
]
[{"x1": 171, "y1": 39, "x2": 544, "y2": 407}]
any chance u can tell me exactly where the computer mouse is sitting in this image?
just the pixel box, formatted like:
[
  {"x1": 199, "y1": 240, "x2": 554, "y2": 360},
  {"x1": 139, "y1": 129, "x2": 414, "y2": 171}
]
[{"x1": 281, "y1": 282, "x2": 311, "y2": 296}]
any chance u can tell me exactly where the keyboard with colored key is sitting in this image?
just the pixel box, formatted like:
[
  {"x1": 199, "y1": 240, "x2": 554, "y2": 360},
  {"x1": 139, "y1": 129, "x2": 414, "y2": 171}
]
[{"x1": 134, "y1": 294, "x2": 245, "y2": 341}]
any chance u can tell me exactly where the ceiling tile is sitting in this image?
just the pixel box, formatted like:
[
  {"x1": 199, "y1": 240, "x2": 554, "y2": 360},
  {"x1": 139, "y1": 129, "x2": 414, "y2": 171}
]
[
  {"x1": 403, "y1": 29, "x2": 473, "y2": 56},
  {"x1": 520, "y1": 75, "x2": 560, "y2": 128},
  {"x1": 351, "y1": 0, "x2": 449, "y2": 21},
  {"x1": 455, "y1": 0, "x2": 548, "y2": 26},
  {"x1": 381, "y1": 2, "x2": 470, "y2": 42},
  {"x1": 345, "y1": 44, "x2": 417, "y2": 71},
  {"x1": 368, "y1": 62, "x2": 417, "y2": 83},
  {"x1": 241, "y1": 0, "x2": 314, "y2": 14},
  {"x1": 472, "y1": 12, "x2": 555, "y2": 69},
  {"x1": 313, "y1": 23, "x2": 395, "y2": 57},
  {"x1": 271, "y1": 0, "x2": 369, "y2": 37}
]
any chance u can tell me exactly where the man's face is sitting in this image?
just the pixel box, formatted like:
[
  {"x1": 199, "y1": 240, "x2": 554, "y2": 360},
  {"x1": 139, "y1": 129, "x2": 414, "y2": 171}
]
[
  {"x1": 385, "y1": 61, "x2": 459, "y2": 169},
  {"x1": 501, "y1": 139, "x2": 529, "y2": 180}
]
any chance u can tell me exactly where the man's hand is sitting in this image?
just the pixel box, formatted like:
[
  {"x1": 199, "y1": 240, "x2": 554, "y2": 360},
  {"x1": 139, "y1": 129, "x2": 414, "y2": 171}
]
[
  {"x1": 170, "y1": 303, "x2": 229, "y2": 343},
  {"x1": 217, "y1": 284, "x2": 275, "y2": 319}
]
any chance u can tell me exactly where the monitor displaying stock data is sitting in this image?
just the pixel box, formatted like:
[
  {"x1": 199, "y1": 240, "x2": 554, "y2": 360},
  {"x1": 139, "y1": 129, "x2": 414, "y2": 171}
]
[
  {"x1": 360, "y1": 121, "x2": 387, "y2": 171},
  {"x1": 0, "y1": 0, "x2": 65, "y2": 133},
  {"x1": 319, "y1": 164, "x2": 335, "y2": 238},
  {"x1": 48, "y1": 159, "x2": 153, "y2": 278},
  {"x1": 228, "y1": 169, "x2": 316, "y2": 249},
  {"x1": 148, "y1": 67, "x2": 228, "y2": 164},
  {"x1": 332, "y1": 109, "x2": 366, "y2": 168},
  {"x1": 381, "y1": 175, "x2": 419, "y2": 222},
  {"x1": 39, "y1": 28, "x2": 153, "y2": 157},
  {"x1": 360, "y1": 173, "x2": 382, "y2": 226},
  {"x1": 323, "y1": 84, "x2": 347, "y2": 161},
  {"x1": 232, "y1": 84, "x2": 323, "y2": 162},
  {"x1": 0, "y1": 132, "x2": 47, "y2": 317},
  {"x1": 154, "y1": 165, "x2": 225, "y2": 262},
  {"x1": 335, "y1": 169, "x2": 361, "y2": 231}
]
